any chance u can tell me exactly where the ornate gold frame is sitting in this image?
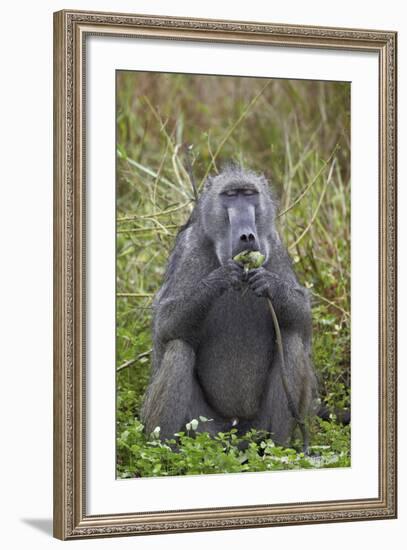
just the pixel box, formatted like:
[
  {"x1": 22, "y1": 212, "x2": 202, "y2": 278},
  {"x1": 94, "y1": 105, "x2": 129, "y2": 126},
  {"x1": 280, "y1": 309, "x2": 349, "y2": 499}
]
[{"x1": 53, "y1": 9, "x2": 397, "y2": 540}]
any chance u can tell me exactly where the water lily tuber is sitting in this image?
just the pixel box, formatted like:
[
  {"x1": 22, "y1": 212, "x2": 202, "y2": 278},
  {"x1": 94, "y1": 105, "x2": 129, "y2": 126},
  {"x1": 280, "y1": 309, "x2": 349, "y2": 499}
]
[{"x1": 233, "y1": 250, "x2": 265, "y2": 272}]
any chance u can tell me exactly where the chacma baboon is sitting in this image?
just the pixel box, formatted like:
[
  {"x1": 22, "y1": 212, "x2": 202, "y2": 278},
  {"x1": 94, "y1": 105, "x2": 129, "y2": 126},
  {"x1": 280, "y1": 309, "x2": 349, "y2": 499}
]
[{"x1": 141, "y1": 166, "x2": 317, "y2": 447}]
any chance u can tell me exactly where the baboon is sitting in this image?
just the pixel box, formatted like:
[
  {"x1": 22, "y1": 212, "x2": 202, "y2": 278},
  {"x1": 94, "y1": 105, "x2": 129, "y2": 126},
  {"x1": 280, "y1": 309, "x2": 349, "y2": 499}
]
[{"x1": 141, "y1": 166, "x2": 317, "y2": 446}]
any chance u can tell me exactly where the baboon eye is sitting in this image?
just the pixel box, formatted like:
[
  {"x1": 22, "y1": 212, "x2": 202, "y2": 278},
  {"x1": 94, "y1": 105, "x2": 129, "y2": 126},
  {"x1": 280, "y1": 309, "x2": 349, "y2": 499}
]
[
  {"x1": 242, "y1": 189, "x2": 257, "y2": 196},
  {"x1": 224, "y1": 189, "x2": 238, "y2": 197}
]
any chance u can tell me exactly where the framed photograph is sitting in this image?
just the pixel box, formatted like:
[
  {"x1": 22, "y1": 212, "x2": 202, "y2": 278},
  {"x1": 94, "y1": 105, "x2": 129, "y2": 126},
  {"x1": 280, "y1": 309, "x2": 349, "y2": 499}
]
[{"x1": 53, "y1": 9, "x2": 397, "y2": 540}]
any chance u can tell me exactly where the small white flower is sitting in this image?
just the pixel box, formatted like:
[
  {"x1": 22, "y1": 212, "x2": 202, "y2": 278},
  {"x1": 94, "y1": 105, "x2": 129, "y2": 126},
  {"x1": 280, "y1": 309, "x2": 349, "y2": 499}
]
[{"x1": 190, "y1": 419, "x2": 199, "y2": 431}]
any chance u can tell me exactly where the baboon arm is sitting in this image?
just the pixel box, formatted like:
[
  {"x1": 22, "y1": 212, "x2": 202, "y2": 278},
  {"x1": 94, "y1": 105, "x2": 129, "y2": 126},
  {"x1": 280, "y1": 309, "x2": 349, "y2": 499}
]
[
  {"x1": 269, "y1": 280, "x2": 311, "y2": 329},
  {"x1": 267, "y1": 236, "x2": 311, "y2": 328},
  {"x1": 154, "y1": 260, "x2": 243, "y2": 344},
  {"x1": 154, "y1": 275, "x2": 224, "y2": 344}
]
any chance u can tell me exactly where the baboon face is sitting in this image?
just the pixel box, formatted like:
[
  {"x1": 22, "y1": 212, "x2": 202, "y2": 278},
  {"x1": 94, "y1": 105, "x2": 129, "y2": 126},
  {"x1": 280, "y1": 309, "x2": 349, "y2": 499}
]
[{"x1": 200, "y1": 168, "x2": 275, "y2": 265}]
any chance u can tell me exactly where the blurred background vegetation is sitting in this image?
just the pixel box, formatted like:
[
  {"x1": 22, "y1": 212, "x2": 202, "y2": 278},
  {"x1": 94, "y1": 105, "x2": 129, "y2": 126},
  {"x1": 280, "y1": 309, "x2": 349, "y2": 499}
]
[{"x1": 116, "y1": 72, "x2": 350, "y2": 477}]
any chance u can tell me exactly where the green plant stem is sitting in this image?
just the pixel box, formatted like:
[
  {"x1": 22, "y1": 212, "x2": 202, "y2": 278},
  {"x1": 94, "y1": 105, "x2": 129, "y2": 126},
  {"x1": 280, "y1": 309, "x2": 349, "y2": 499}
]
[
  {"x1": 288, "y1": 158, "x2": 336, "y2": 251},
  {"x1": 278, "y1": 144, "x2": 339, "y2": 219},
  {"x1": 266, "y1": 297, "x2": 309, "y2": 453},
  {"x1": 117, "y1": 349, "x2": 153, "y2": 372}
]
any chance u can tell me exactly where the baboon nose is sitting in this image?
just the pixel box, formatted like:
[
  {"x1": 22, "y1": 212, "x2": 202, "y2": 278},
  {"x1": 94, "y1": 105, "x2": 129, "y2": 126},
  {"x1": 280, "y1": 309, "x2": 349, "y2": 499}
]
[{"x1": 240, "y1": 233, "x2": 256, "y2": 242}]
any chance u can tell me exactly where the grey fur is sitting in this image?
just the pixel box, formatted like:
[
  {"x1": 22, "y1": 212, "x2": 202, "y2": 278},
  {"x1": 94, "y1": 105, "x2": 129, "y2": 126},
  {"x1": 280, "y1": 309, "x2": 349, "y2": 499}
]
[{"x1": 141, "y1": 166, "x2": 317, "y2": 446}]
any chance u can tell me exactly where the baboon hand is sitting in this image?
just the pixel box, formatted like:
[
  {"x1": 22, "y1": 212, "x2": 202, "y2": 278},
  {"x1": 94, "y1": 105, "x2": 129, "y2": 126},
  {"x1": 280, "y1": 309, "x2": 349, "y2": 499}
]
[
  {"x1": 247, "y1": 267, "x2": 282, "y2": 298},
  {"x1": 205, "y1": 260, "x2": 244, "y2": 292}
]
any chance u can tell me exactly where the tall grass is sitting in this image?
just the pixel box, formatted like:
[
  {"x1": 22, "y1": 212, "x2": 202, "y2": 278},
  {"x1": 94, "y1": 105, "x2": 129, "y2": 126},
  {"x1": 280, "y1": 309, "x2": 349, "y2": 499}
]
[{"x1": 116, "y1": 72, "x2": 351, "y2": 476}]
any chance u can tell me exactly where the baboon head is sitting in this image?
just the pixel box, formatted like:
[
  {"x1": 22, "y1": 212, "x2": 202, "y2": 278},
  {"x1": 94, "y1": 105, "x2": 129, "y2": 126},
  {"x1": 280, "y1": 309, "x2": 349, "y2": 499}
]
[{"x1": 198, "y1": 166, "x2": 276, "y2": 265}]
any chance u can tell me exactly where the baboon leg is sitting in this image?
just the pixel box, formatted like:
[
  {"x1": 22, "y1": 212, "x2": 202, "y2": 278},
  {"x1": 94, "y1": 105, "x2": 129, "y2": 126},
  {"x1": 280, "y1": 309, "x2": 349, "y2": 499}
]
[
  {"x1": 255, "y1": 365, "x2": 296, "y2": 446},
  {"x1": 141, "y1": 339, "x2": 227, "y2": 440},
  {"x1": 255, "y1": 332, "x2": 314, "y2": 446},
  {"x1": 141, "y1": 339, "x2": 195, "y2": 438}
]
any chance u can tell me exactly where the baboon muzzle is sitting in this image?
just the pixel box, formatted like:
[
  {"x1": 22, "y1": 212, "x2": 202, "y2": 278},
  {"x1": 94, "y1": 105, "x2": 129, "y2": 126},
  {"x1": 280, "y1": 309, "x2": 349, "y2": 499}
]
[{"x1": 227, "y1": 204, "x2": 259, "y2": 257}]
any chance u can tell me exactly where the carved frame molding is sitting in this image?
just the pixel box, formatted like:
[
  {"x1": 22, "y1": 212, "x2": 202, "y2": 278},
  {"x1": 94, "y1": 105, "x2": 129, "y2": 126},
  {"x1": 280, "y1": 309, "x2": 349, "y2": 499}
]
[{"x1": 53, "y1": 10, "x2": 397, "y2": 540}]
